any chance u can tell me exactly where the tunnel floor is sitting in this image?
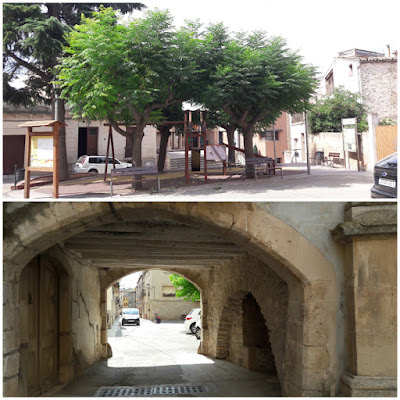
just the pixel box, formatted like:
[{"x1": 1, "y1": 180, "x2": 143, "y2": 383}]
[{"x1": 53, "y1": 318, "x2": 281, "y2": 397}]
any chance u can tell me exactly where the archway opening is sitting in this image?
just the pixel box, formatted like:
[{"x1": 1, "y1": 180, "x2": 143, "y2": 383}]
[{"x1": 242, "y1": 293, "x2": 277, "y2": 375}]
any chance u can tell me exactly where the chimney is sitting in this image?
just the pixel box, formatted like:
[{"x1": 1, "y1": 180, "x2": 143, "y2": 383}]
[{"x1": 386, "y1": 44, "x2": 391, "y2": 57}]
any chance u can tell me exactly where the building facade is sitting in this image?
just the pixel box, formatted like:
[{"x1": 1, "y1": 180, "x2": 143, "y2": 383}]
[
  {"x1": 138, "y1": 270, "x2": 199, "y2": 321},
  {"x1": 3, "y1": 104, "x2": 157, "y2": 175}
]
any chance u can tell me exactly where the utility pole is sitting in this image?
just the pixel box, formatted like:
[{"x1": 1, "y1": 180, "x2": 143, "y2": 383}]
[
  {"x1": 272, "y1": 123, "x2": 277, "y2": 164},
  {"x1": 304, "y1": 110, "x2": 311, "y2": 175}
]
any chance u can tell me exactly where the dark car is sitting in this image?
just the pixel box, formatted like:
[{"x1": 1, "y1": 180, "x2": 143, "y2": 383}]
[{"x1": 371, "y1": 152, "x2": 397, "y2": 198}]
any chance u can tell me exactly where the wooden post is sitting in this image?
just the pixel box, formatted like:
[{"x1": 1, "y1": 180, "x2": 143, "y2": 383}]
[{"x1": 24, "y1": 127, "x2": 32, "y2": 198}]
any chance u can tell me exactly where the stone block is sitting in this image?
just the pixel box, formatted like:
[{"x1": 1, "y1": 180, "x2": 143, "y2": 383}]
[
  {"x1": 3, "y1": 331, "x2": 19, "y2": 355},
  {"x1": 3, "y1": 352, "x2": 20, "y2": 378},
  {"x1": 3, "y1": 376, "x2": 19, "y2": 396},
  {"x1": 340, "y1": 372, "x2": 397, "y2": 397}
]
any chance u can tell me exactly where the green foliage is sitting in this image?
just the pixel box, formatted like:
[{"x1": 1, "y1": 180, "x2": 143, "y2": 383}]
[
  {"x1": 197, "y1": 30, "x2": 317, "y2": 130},
  {"x1": 308, "y1": 87, "x2": 368, "y2": 133},
  {"x1": 379, "y1": 118, "x2": 397, "y2": 126},
  {"x1": 57, "y1": 8, "x2": 198, "y2": 125},
  {"x1": 169, "y1": 274, "x2": 200, "y2": 302},
  {"x1": 3, "y1": 3, "x2": 144, "y2": 106}
]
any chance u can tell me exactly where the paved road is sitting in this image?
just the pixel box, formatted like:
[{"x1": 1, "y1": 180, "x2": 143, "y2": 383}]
[
  {"x1": 54, "y1": 318, "x2": 281, "y2": 397},
  {"x1": 3, "y1": 164, "x2": 376, "y2": 200}
]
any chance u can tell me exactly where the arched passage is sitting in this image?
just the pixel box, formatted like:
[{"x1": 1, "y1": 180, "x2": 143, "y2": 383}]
[{"x1": 4, "y1": 203, "x2": 337, "y2": 396}]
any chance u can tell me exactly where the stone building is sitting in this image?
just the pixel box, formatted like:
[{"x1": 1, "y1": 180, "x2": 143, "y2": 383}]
[
  {"x1": 321, "y1": 48, "x2": 397, "y2": 123},
  {"x1": 288, "y1": 47, "x2": 397, "y2": 171},
  {"x1": 138, "y1": 269, "x2": 199, "y2": 321},
  {"x1": 3, "y1": 202, "x2": 397, "y2": 397}
]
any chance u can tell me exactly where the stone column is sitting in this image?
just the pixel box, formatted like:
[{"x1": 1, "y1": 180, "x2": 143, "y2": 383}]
[{"x1": 332, "y1": 202, "x2": 397, "y2": 397}]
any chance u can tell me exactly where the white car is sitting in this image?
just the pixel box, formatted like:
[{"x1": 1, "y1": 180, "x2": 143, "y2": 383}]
[
  {"x1": 184, "y1": 308, "x2": 201, "y2": 334},
  {"x1": 74, "y1": 155, "x2": 132, "y2": 174},
  {"x1": 121, "y1": 308, "x2": 140, "y2": 326},
  {"x1": 195, "y1": 319, "x2": 201, "y2": 340}
]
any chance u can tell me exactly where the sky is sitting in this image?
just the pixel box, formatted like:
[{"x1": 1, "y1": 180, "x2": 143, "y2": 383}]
[
  {"x1": 120, "y1": 271, "x2": 142, "y2": 289},
  {"x1": 129, "y1": 0, "x2": 399, "y2": 76}
]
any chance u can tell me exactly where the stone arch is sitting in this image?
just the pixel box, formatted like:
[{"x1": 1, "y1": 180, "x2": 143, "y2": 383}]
[{"x1": 4, "y1": 202, "x2": 337, "y2": 396}]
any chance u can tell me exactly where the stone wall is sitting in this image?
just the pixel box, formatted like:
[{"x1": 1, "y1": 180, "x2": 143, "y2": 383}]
[
  {"x1": 203, "y1": 255, "x2": 288, "y2": 387},
  {"x1": 360, "y1": 60, "x2": 397, "y2": 122}
]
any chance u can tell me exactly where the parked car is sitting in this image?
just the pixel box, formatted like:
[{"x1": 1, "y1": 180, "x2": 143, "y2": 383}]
[
  {"x1": 371, "y1": 152, "x2": 397, "y2": 198},
  {"x1": 183, "y1": 308, "x2": 201, "y2": 334},
  {"x1": 195, "y1": 319, "x2": 201, "y2": 340},
  {"x1": 74, "y1": 155, "x2": 132, "y2": 174},
  {"x1": 121, "y1": 308, "x2": 140, "y2": 326}
]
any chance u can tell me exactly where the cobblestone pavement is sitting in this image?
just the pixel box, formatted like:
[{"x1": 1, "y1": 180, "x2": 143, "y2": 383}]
[
  {"x1": 3, "y1": 164, "x2": 375, "y2": 200},
  {"x1": 54, "y1": 318, "x2": 281, "y2": 397}
]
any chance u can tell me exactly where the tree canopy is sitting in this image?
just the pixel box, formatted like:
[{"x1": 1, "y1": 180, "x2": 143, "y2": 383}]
[
  {"x1": 169, "y1": 274, "x2": 200, "y2": 302},
  {"x1": 3, "y1": 3, "x2": 145, "y2": 178},
  {"x1": 57, "y1": 7, "x2": 198, "y2": 171},
  {"x1": 308, "y1": 87, "x2": 367, "y2": 133}
]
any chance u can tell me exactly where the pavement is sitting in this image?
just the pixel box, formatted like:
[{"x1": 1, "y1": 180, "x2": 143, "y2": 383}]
[
  {"x1": 53, "y1": 317, "x2": 281, "y2": 397},
  {"x1": 3, "y1": 163, "x2": 375, "y2": 201}
]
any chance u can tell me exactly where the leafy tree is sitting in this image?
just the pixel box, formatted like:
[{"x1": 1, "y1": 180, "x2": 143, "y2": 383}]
[
  {"x1": 169, "y1": 274, "x2": 200, "y2": 302},
  {"x1": 198, "y1": 30, "x2": 317, "y2": 176},
  {"x1": 3, "y1": 3, "x2": 145, "y2": 179},
  {"x1": 57, "y1": 8, "x2": 198, "y2": 185},
  {"x1": 308, "y1": 87, "x2": 367, "y2": 133}
]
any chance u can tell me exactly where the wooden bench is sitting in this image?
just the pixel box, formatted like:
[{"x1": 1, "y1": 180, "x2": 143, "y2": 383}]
[
  {"x1": 110, "y1": 166, "x2": 160, "y2": 196},
  {"x1": 327, "y1": 152, "x2": 344, "y2": 168},
  {"x1": 245, "y1": 157, "x2": 283, "y2": 179}
]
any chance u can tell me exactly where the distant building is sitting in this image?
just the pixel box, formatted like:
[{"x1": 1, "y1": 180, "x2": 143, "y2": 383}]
[
  {"x1": 137, "y1": 270, "x2": 199, "y2": 321},
  {"x1": 288, "y1": 47, "x2": 397, "y2": 169},
  {"x1": 320, "y1": 47, "x2": 397, "y2": 123}
]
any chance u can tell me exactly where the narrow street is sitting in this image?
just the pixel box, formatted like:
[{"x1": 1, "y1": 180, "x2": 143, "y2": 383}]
[{"x1": 54, "y1": 317, "x2": 281, "y2": 397}]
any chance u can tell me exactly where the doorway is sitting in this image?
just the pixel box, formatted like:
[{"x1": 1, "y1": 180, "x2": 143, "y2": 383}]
[
  {"x1": 18, "y1": 256, "x2": 59, "y2": 396},
  {"x1": 78, "y1": 127, "x2": 98, "y2": 157}
]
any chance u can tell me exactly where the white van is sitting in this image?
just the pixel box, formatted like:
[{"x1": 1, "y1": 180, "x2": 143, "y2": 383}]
[
  {"x1": 184, "y1": 308, "x2": 201, "y2": 333},
  {"x1": 121, "y1": 308, "x2": 140, "y2": 326}
]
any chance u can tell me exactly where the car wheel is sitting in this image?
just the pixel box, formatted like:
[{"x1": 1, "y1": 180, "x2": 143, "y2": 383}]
[
  {"x1": 190, "y1": 323, "x2": 196, "y2": 334},
  {"x1": 88, "y1": 169, "x2": 98, "y2": 173},
  {"x1": 137, "y1": 322, "x2": 140, "y2": 326},
  {"x1": 195, "y1": 327, "x2": 201, "y2": 340}
]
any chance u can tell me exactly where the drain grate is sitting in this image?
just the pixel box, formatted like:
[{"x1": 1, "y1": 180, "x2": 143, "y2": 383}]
[{"x1": 95, "y1": 384, "x2": 206, "y2": 397}]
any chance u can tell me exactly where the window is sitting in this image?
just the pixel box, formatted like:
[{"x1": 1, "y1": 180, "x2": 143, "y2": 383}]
[
  {"x1": 349, "y1": 64, "x2": 353, "y2": 76},
  {"x1": 260, "y1": 131, "x2": 279, "y2": 141},
  {"x1": 291, "y1": 113, "x2": 304, "y2": 124},
  {"x1": 325, "y1": 70, "x2": 334, "y2": 95},
  {"x1": 89, "y1": 157, "x2": 99, "y2": 164}
]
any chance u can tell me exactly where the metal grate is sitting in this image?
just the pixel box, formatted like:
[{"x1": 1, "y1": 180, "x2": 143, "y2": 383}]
[{"x1": 95, "y1": 384, "x2": 206, "y2": 397}]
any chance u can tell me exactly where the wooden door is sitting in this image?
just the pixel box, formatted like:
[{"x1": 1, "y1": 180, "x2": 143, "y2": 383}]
[
  {"x1": 23, "y1": 258, "x2": 59, "y2": 395},
  {"x1": 3, "y1": 135, "x2": 25, "y2": 174},
  {"x1": 27, "y1": 259, "x2": 40, "y2": 395},
  {"x1": 39, "y1": 260, "x2": 59, "y2": 392},
  {"x1": 87, "y1": 128, "x2": 98, "y2": 155}
]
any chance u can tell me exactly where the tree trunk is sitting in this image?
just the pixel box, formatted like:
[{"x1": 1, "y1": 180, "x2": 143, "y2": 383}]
[
  {"x1": 57, "y1": 99, "x2": 69, "y2": 179},
  {"x1": 157, "y1": 125, "x2": 171, "y2": 173},
  {"x1": 132, "y1": 127, "x2": 144, "y2": 190},
  {"x1": 226, "y1": 125, "x2": 236, "y2": 166},
  {"x1": 243, "y1": 125, "x2": 255, "y2": 178},
  {"x1": 52, "y1": 93, "x2": 69, "y2": 179}
]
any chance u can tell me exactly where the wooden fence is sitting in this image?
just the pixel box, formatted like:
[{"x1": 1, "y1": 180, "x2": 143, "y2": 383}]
[{"x1": 376, "y1": 125, "x2": 397, "y2": 160}]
